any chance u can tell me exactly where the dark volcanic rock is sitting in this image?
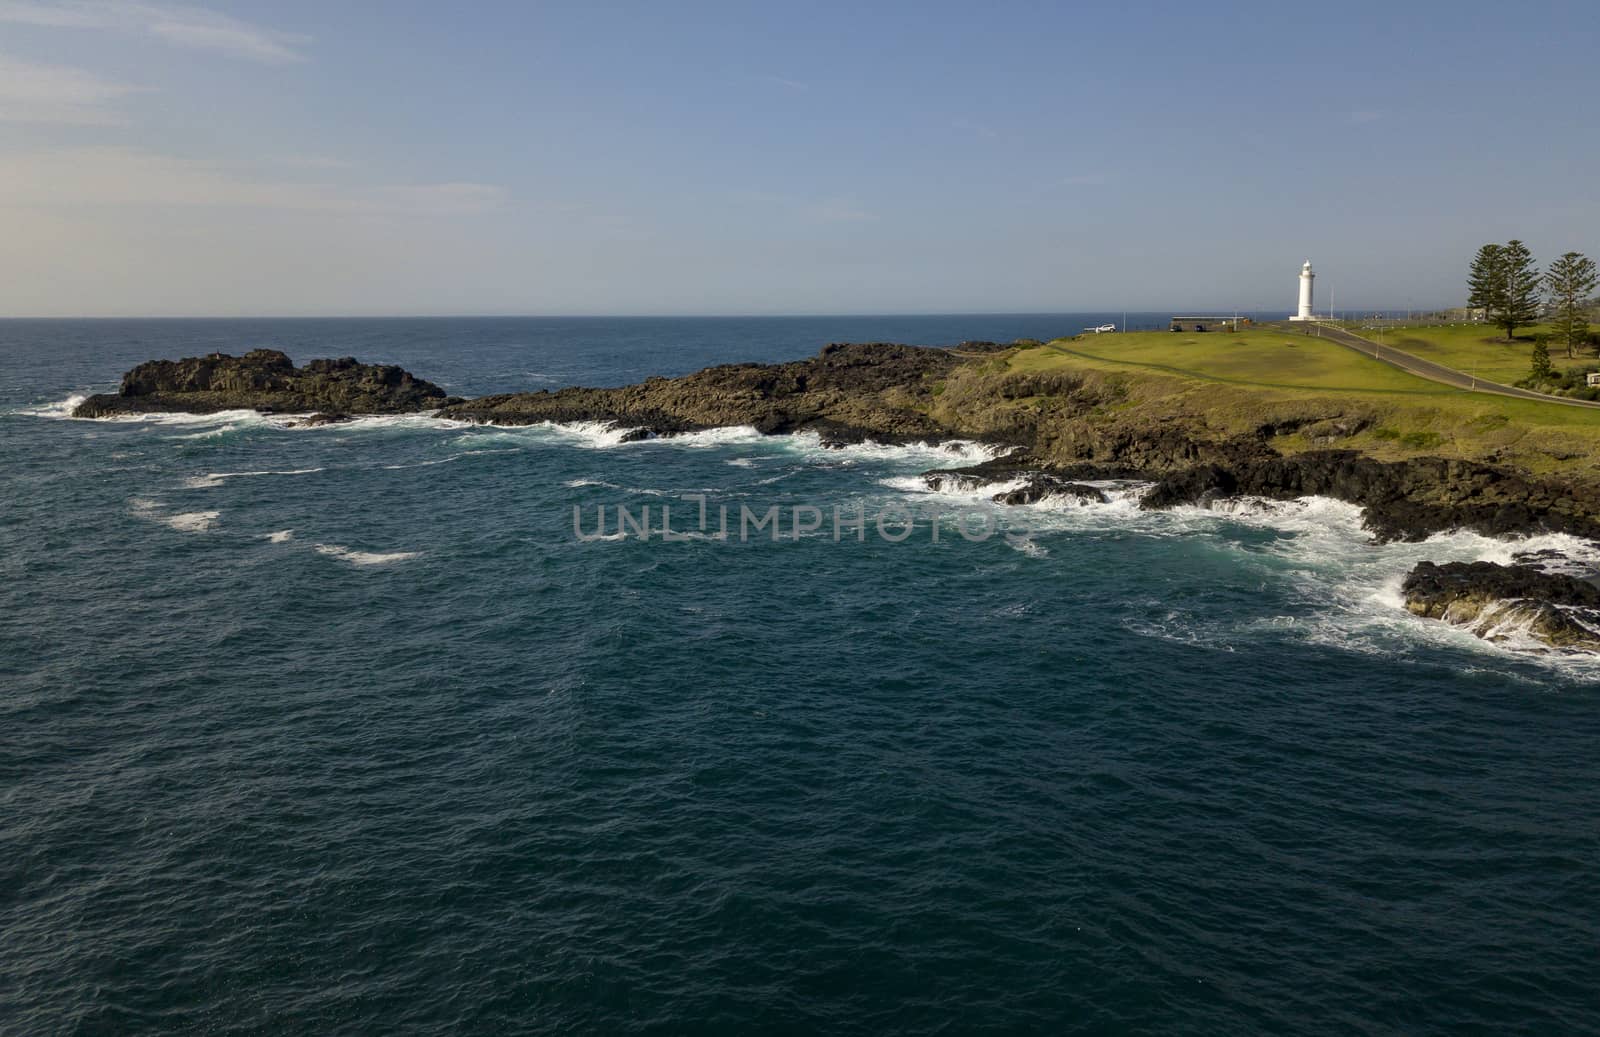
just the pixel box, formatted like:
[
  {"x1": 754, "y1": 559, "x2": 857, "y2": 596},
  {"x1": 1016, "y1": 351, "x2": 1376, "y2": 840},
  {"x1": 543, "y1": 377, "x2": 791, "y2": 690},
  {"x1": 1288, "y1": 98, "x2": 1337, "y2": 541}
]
[
  {"x1": 1139, "y1": 464, "x2": 1238, "y2": 509},
  {"x1": 991, "y1": 476, "x2": 1108, "y2": 507},
  {"x1": 1139, "y1": 450, "x2": 1600, "y2": 543},
  {"x1": 437, "y1": 342, "x2": 963, "y2": 444},
  {"x1": 1401, "y1": 560, "x2": 1600, "y2": 652},
  {"x1": 920, "y1": 452, "x2": 1038, "y2": 492},
  {"x1": 73, "y1": 350, "x2": 447, "y2": 418},
  {"x1": 915, "y1": 454, "x2": 1115, "y2": 505},
  {"x1": 294, "y1": 412, "x2": 354, "y2": 427}
]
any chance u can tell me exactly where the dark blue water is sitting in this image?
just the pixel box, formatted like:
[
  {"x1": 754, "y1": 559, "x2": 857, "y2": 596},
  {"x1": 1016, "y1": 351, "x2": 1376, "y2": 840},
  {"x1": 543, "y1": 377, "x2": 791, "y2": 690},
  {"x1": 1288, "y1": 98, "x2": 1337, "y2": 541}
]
[{"x1": 3, "y1": 317, "x2": 1598, "y2": 1035}]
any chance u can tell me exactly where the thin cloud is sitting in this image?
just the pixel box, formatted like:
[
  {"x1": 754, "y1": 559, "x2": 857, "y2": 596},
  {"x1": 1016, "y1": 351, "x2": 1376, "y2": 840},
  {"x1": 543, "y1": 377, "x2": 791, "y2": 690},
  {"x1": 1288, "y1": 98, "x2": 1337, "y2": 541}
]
[
  {"x1": 0, "y1": 54, "x2": 146, "y2": 124},
  {"x1": 273, "y1": 155, "x2": 357, "y2": 170},
  {"x1": 760, "y1": 75, "x2": 809, "y2": 92},
  {"x1": 0, "y1": 146, "x2": 506, "y2": 214},
  {"x1": 0, "y1": 1, "x2": 310, "y2": 63}
]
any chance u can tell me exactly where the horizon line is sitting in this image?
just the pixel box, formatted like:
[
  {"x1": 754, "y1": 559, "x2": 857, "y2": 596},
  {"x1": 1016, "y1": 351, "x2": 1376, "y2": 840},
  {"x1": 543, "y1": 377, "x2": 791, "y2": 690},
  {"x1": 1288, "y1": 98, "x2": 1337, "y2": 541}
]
[{"x1": 0, "y1": 306, "x2": 1445, "y2": 321}]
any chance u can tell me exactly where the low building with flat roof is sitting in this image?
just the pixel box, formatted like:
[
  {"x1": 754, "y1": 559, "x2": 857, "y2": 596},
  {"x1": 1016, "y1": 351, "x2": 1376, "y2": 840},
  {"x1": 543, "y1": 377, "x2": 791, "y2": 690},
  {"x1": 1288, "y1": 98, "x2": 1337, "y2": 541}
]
[{"x1": 1168, "y1": 316, "x2": 1247, "y2": 333}]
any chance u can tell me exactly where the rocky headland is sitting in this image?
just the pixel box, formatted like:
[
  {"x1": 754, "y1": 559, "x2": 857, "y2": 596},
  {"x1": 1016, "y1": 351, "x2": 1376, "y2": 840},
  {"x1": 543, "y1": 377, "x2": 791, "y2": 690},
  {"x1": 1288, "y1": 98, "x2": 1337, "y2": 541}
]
[
  {"x1": 72, "y1": 349, "x2": 454, "y2": 418},
  {"x1": 71, "y1": 340, "x2": 1600, "y2": 652},
  {"x1": 437, "y1": 341, "x2": 990, "y2": 445}
]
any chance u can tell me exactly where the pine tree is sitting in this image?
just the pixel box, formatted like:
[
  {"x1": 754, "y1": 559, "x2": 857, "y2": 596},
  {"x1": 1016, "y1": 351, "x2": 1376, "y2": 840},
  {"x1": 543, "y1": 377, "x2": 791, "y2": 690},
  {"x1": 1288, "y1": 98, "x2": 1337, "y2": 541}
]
[
  {"x1": 1467, "y1": 243, "x2": 1504, "y2": 321},
  {"x1": 1496, "y1": 240, "x2": 1543, "y2": 340},
  {"x1": 1530, "y1": 334, "x2": 1553, "y2": 382},
  {"x1": 1546, "y1": 251, "x2": 1599, "y2": 358}
]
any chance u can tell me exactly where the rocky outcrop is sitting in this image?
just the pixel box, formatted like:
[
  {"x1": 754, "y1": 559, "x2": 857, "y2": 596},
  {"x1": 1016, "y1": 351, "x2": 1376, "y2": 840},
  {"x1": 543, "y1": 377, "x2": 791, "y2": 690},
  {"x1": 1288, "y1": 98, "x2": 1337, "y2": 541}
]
[
  {"x1": 1401, "y1": 561, "x2": 1600, "y2": 652},
  {"x1": 287, "y1": 412, "x2": 356, "y2": 428},
  {"x1": 1138, "y1": 451, "x2": 1600, "y2": 543},
  {"x1": 991, "y1": 476, "x2": 1109, "y2": 506},
  {"x1": 73, "y1": 350, "x2": 451, "y2": 417},
  {"x1": 436, "y1": 342, "x2": 965, "y2": 445}
]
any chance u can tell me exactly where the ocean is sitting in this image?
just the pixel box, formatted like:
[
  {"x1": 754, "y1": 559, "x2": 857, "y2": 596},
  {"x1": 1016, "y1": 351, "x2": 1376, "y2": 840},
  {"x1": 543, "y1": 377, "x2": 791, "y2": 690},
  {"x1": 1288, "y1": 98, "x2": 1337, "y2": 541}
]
[{"x1": 3, "y1": 316, "x2": 1597, "y2": 1034}]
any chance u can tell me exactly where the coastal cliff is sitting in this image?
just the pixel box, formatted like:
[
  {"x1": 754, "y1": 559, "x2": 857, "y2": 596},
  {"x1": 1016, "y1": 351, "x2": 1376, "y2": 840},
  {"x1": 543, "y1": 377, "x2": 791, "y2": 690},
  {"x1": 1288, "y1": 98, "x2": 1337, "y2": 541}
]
[{"x1": 73, "y1": 349, "x2": 452, "y2": 418}]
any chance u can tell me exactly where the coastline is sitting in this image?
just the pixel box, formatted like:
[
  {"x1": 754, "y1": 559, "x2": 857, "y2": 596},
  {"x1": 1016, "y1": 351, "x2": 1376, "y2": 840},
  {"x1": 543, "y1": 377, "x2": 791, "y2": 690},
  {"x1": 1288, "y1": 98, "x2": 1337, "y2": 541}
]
[{"x1": 61, "y1": 339, "x2": 1600, "y2": 654}]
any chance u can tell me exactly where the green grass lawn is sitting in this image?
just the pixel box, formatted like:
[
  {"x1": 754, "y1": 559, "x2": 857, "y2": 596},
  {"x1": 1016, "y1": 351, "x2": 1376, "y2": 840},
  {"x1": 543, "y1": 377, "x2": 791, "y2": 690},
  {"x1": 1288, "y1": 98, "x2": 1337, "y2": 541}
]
[
  {"x1": 1347, "y1": 323, "x2": 1595, "y2": 386},
  {"x1": 1021, "y1": 329, "x2": 1467, "y2": 396},
  {"x1": 1006, "y1": 328, "x2": 1600, "y2": 447}
]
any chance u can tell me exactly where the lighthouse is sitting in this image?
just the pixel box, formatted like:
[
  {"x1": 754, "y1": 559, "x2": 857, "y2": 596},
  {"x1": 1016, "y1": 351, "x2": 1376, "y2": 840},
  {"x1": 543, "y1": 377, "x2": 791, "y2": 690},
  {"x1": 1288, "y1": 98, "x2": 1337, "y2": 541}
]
[{"x1": 1289, "y1": 260, "x2": 1315, "y2": 321}]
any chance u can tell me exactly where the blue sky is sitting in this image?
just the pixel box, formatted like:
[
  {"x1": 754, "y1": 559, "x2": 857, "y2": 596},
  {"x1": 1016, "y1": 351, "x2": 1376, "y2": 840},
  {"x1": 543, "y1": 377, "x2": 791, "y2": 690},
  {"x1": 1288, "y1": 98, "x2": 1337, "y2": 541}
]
[{"x1": 1, "y1": 0, "x2": 1596, "y2": 316}]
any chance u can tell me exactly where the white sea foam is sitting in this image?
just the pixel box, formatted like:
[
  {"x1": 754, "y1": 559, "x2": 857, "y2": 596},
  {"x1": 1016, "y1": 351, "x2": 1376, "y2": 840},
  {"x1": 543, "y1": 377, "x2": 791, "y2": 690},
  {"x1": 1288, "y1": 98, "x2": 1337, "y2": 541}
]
[
  {"x1": 1004, "y1": 534, "x2": 1049, "y2": 557},
  {"x1": 775, "y1": 431, "x2": 1007, "y2": 467},
  {"x1": 265, "y1": 529, "x2": 295, "y2": 543},
  {"x1": 131, "y1": 408, "x2": 270, "y2": 428},
  {"x1": 381, "y1": 455, "x2": 463, "y2": 471},
  {"x1": 312, "y1": 412, "x2": 469, "y2": 432},
  {"x1": 17, "y1": 394, "x2": 90, "y2": 419},
  {"x1": 163, "y1": 511, "x2": 220, "y2": 533},
  {"x1": 872, "y1": 469, "x2": 1600, "y2": 673},
  {"x1": 482, "y1": 421, "x2": 1012, "y2": 465},
  {"x1": 314, "y1": 544, "x2": 421, "y2": 566},
  {"x1": 167, "y1": 423, "x2": 249, "y2": 441},
  {"x1": 529, "y1": 420, "x2": 640, "y2": 448},
  {"x1": 184, "y1": 467, "x2": 325, "y2": 489},
  {"x1": 130, "y1": 498, "x2": 221, "y2": 534},
  {"x1": 879, "y1": 473, "x2": 1025, "y2": 502},
  {"x1": 635, "y1": 425, "x2": 763, "y2": 448}
]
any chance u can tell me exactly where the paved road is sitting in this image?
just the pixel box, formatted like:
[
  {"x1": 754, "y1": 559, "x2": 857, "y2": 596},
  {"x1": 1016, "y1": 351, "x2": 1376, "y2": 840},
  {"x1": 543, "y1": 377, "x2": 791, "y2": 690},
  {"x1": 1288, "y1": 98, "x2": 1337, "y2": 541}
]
[{"x1": 1279, "y1": 322, "x2": 1600, "y2": 410}]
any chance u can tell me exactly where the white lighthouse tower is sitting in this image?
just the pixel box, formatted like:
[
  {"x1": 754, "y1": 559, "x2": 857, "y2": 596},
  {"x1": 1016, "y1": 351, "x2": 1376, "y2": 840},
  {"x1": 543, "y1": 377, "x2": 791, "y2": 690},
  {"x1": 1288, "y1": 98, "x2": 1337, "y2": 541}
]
[{"x1": 1289, "y1": 260, "x2": 1315, "y2": 321}]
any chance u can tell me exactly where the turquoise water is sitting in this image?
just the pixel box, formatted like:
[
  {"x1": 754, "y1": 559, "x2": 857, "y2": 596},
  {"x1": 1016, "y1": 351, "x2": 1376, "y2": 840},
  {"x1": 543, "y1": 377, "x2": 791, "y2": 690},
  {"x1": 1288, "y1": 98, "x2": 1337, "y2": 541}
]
[{"x1": 3, "y1": 317, "x2": 1598, "y2": 1034}]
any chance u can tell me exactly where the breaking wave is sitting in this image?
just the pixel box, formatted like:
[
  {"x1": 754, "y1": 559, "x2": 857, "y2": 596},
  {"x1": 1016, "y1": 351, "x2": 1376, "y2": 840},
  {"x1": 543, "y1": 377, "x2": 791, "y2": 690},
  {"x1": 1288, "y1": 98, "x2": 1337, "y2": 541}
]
[
  {"x1": 130, "y1": 498, "x2": 221, "y2": 533},
  {"x1": 313, "y1": 544, "x2": 422, "y2": 566},
  {"x1": 184, "y1": 467, "x2": 325, "y2": 489},
  {"x1": 15, "y1": 394, "x2": 90, "y2": 419}
]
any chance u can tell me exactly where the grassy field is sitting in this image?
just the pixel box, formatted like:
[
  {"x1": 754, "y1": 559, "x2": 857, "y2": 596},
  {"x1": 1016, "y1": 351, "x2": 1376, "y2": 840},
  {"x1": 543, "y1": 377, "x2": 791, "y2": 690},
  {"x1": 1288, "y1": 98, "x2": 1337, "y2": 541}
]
[
  {"x1": 985, "y1": 327, "x2": 1600, "y2": 476},
  {"x1": 1018, "y1": 329, "x2": 1456, "y2": 395},
  {"x1": 1346, "y1": 323, "x2": 1595, "y2": 386}
]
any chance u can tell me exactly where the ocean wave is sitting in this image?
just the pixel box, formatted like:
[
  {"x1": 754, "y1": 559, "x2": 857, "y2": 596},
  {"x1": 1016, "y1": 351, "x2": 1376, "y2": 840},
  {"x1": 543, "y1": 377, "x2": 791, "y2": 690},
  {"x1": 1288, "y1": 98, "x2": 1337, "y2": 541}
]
[
  {"x1": 381, "y1": 455, "x2": 464, "y2": 471},
  {"x1": 1209, "y1": 504, "x2": 1600, "y2": 674},
  {"x1": 879, "y1": 473, "x2": 1024, "y2": 501},
  {"x1": 131, "y1": 408, "x2": 271, "y2": 428},
  {"x1": 164, "y1": 511, "x2": 221, "y2": 533},
  {"x1": 778, "y1": 431, "x2": 1007, "y2": 467},
  {"x1": 304, "y1": 413, "x2": 468, "y2": 432},
  {"x1": 15, "y1": 394, "x2": 90, "y2": 420},
  {"x1": 874, "y1": 473, "x2": 1600, "y2": 671},
  {"x1": 313, "y1": 544, "x2": 421, "y2": 566},
  {"x1": 475, "y1": 421, "x2": 1011, "y2": 465},
  {"x1": 184, "y1": 467, "x2": 326, "y2": 489},
  {"x1": 130, "y1": 498, "x2": 220, "y2": 533}
]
